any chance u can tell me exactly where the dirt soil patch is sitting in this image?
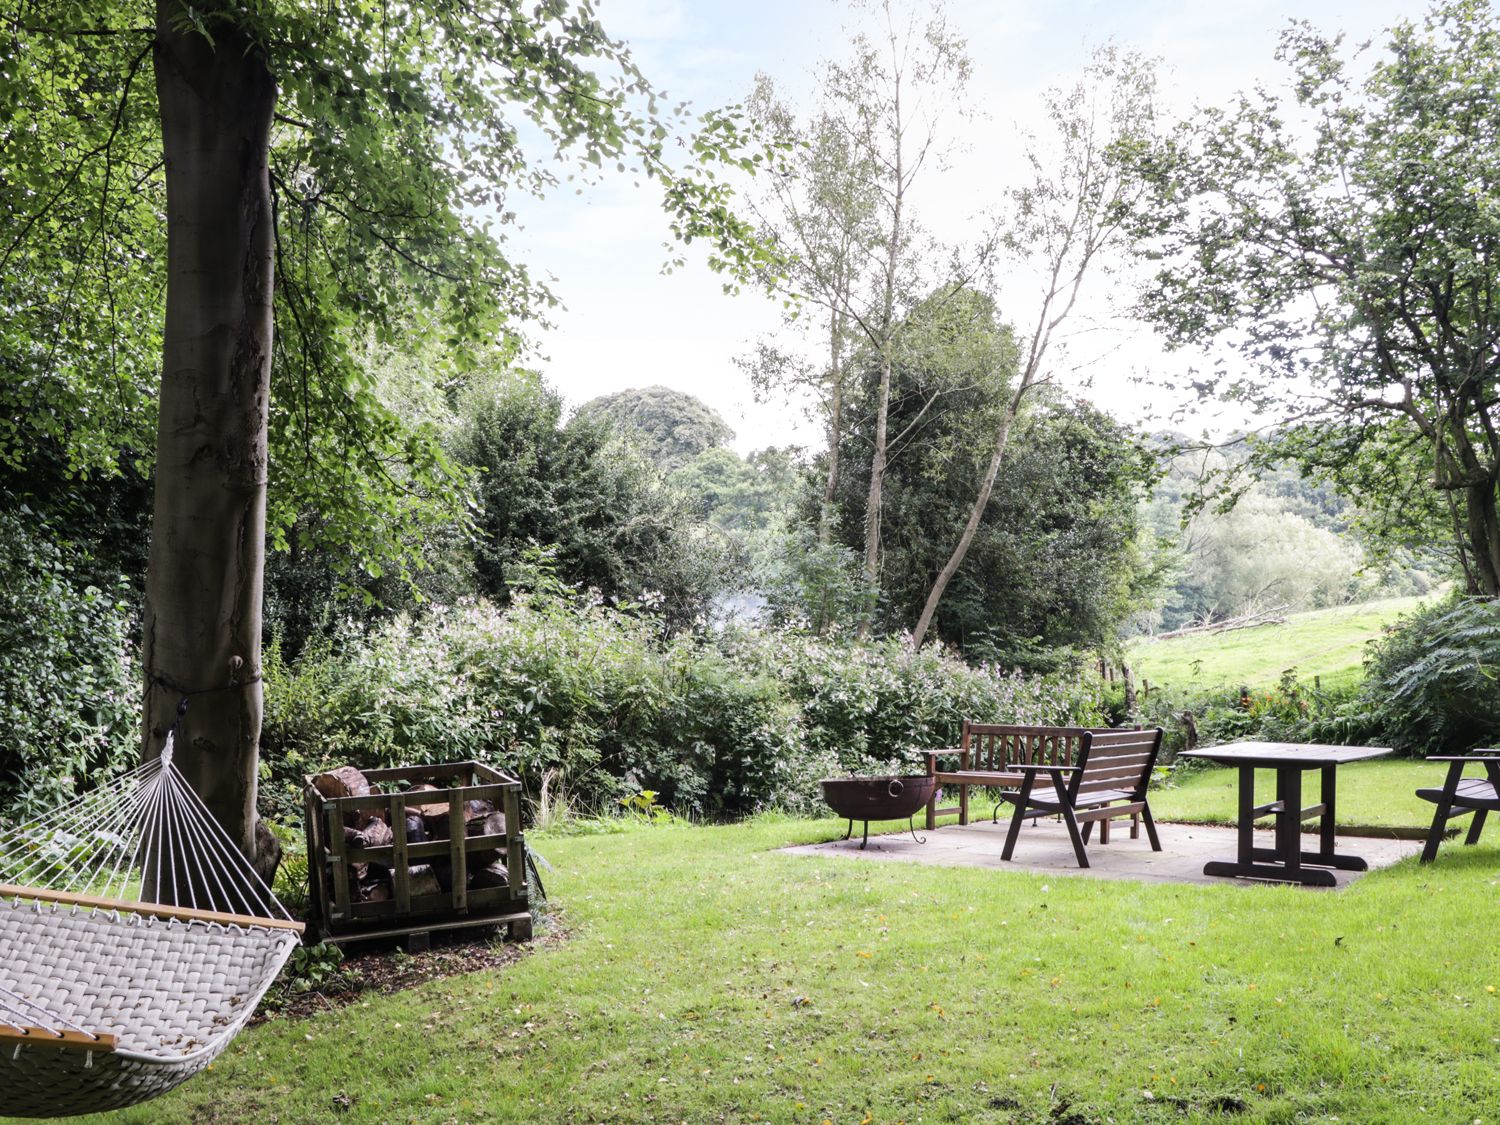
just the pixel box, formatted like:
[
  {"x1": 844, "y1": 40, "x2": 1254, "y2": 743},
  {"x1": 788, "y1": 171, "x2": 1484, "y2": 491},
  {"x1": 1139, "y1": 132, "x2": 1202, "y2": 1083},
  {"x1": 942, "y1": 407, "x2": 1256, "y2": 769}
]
[{"x1": 254, "y1": 912, "x2": 567, "y2": 1024}]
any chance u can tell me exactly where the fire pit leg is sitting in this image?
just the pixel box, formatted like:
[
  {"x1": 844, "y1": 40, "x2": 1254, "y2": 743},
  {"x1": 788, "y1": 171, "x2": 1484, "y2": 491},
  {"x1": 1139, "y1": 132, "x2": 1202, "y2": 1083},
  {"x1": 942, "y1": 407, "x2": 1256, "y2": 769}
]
[
  {"x1": 860, "y1": 820, "x2": 870, "y2": 849},
  {"x1": 906, "y1": 815, "x2": 927, "y2": 845},
  {"x1": 842, "y1": 819, "x2": 854, "y2": 842}
]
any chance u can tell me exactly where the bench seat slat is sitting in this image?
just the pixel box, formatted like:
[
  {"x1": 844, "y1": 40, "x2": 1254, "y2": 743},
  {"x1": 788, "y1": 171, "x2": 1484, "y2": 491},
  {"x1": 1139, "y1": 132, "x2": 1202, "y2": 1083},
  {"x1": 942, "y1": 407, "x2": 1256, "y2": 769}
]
[
  {"x1": 1418, "y1": 779, "x2": 1500, "y2": 808},
  {"x1": 933, "y1": 770, "x2": 1024, "y2": 786}
]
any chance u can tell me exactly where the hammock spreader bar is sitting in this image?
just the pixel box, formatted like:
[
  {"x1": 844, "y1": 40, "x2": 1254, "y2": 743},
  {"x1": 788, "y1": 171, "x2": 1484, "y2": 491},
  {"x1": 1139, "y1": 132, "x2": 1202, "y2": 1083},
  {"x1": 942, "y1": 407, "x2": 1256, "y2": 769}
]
[{"x1": 0, "y1": 724, "x2": 303, "y2": 1117}]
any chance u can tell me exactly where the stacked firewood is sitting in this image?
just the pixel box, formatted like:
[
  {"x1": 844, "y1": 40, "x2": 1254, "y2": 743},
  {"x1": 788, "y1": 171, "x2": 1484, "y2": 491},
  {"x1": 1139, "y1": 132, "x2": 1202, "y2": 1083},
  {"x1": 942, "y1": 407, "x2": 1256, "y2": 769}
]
[{"x1": 311, "y1": 765, "x2": 509, "y2": 903}]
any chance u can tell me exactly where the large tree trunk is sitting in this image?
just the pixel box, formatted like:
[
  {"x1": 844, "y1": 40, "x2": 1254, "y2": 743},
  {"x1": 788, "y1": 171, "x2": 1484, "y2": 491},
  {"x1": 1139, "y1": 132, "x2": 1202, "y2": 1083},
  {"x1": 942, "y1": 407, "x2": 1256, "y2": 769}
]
[
  {"x1": 1464, "y1": 478, "x2": 1500, "y2": 596},
  {"x1": 143, "y1": 9, "x2": 277, "y2": 863}
]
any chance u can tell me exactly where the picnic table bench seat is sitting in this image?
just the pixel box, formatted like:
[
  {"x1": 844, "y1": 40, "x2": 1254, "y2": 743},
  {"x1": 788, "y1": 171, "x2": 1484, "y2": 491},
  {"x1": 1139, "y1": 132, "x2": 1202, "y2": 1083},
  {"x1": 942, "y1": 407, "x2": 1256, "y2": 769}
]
[{"x1": 1418, "y1": 752, "x2": 1500, "y2": 863}]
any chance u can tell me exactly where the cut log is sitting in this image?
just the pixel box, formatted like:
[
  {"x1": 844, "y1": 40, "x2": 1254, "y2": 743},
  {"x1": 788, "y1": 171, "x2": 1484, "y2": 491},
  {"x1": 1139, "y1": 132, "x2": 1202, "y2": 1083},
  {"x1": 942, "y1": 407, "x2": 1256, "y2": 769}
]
[
  {"x1": 313, "y1": 765, "x2": 371, "y2": 801},
  {"x1": 467, "y1": 811, "x2": 508, "y2": 868},
  {"x1": 469, "y1": 861, "x2": 509, "y2": 890},
  {"x1": 313, "y1": 766, "x2": 373, "y2": 826},
  {"x1": 406, "y1": 864, "x2": 441, "y2": 898},
  {"x1": 407, "y1": 783, "x2": 451, "y2": 821},
  {"x1": 354, "y1": 817, "x2": 393, "y2": 849},
  {"x1": 403, "y1": 813, "x2": 427, "y2": 843},
  {"x1": 356, "y1": 870, "x2": 392, "y2": 903}
]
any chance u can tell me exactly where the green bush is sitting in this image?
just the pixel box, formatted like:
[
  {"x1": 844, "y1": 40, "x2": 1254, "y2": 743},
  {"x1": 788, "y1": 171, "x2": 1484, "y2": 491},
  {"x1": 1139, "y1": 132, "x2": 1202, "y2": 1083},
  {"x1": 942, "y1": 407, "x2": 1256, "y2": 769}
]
[
  {"x1": 1358, "y1": 595, "x2": 1500, "y2": 756},
  {"x1": 260, "y1": 582, "x2": 1103, "y2": 821},
  {"x1": 1127, "y1": 669, "x2": 1369, "y2": 763},
  {"x1": 0, "y1": 506, "x2": 138, "y2": 817}
]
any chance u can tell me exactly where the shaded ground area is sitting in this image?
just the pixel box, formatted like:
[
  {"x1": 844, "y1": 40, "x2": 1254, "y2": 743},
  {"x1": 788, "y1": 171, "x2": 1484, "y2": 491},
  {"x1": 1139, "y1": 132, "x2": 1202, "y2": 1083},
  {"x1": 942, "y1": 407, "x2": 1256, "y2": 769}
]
[
  {"x1": 254, "y1": 917, "x2": 561, "y2": 1023},
  {"x1": 784, "y1": 817, "x2": 1422, "y2": 888}
]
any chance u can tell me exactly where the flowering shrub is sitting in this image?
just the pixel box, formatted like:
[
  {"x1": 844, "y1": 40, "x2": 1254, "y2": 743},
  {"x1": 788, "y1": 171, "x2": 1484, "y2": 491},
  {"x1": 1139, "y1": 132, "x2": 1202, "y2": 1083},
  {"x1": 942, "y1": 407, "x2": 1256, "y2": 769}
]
[{"x1": 260, "y1": 585, "x2": 1103, "y2": 820}]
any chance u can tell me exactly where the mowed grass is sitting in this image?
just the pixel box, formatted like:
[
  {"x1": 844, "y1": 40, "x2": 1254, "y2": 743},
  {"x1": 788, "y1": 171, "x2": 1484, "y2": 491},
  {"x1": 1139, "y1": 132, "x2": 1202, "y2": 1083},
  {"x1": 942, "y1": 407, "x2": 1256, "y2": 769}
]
[
  {"x1": 1152, "y1": 758, "x2": 1437, "y2": 830},
  {"x1": 1128, "y1": 595, "x2": 1428, "y2": 693},
  {"x1": 61, "y1": 791, "x2": 1500, "y2": 1125}
]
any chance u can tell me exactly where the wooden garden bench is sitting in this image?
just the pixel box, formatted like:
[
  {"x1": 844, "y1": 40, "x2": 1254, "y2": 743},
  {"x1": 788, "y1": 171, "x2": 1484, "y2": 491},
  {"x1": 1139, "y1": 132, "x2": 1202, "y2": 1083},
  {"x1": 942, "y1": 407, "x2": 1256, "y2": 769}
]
[
  {"x1": 1418, "y1": 751, "x2": 1500, "y2": 863},
  {"x1": 924, "y1": 723, "x2": 1120, "y2": 831},
  {"x1": 998, "y1": 726, "x2": 1165, "y2": 868}
]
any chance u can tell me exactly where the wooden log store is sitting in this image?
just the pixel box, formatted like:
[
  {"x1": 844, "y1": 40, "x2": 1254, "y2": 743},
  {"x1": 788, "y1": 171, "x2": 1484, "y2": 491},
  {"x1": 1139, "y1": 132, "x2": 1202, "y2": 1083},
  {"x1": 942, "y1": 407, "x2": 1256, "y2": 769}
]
[{"x1": 305, "y1": 761, "x2": 532, "y2": 949}]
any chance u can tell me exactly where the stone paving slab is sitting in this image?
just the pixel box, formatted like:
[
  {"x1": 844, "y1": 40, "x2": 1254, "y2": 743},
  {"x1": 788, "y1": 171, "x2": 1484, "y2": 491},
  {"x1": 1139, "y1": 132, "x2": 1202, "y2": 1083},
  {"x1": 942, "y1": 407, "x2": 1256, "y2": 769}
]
[{"x1": 782, "y1": 818, "x2": 1423, "y2": 888}]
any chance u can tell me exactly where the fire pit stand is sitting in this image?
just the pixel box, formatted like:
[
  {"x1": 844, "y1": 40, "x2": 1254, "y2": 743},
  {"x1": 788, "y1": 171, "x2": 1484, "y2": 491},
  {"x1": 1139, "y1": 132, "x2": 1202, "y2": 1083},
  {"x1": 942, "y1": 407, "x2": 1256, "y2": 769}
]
[{"x1": 819, "y1": 775, "x2": 937, "y2": 849}]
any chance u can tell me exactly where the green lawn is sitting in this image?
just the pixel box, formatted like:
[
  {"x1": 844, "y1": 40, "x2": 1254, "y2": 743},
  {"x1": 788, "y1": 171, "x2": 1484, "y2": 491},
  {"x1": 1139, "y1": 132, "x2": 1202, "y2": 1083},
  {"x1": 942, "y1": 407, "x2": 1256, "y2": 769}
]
[
  {"x1": 1153, "y1": 758, "x2": 1436, "y2": 830},
  {"x1": 57, "y1": 785, "x2": 1500, "y2": 1125},
  {"x1": 1128, "y1": 595, "x2": 1427, "y2": 693}
]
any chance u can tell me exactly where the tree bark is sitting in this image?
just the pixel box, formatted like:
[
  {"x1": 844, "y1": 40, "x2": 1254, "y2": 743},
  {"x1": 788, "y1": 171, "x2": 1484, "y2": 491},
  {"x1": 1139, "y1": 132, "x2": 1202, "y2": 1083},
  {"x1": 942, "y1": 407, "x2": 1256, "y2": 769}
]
[
  {"x1": 1464, "y1": 478, "x2": 1500, "y2": 596},
  {"x1": 820, "y1": 307, "x2": 845, "y2": 543},
  {"x1": 860, "y1": 342, "x2": 892, "y2": 634},
  {"x1": 143, "y1": 8, "x2": 277, "y2": 863},
  {"x1": 910, "y1": 395, "x2": 1017, "y2": 648}
]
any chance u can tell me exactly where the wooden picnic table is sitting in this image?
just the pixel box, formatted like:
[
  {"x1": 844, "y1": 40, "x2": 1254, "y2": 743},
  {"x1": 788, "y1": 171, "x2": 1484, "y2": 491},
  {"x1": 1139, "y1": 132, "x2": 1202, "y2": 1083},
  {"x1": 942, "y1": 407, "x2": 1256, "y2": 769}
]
[{"x1": 1177, "y1": 741, "x2": 1392, "y2": 886}]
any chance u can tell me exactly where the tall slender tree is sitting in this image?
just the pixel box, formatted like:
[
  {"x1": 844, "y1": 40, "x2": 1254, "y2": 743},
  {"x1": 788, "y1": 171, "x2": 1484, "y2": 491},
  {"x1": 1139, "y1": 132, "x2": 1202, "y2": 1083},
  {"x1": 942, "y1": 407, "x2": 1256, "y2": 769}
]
[
  {"x1": 745, "y1": 0, "x2": 977, "y2": 634},
  {"x1": 911, "y1": 46, "x2": 1160, "y2": 648}
]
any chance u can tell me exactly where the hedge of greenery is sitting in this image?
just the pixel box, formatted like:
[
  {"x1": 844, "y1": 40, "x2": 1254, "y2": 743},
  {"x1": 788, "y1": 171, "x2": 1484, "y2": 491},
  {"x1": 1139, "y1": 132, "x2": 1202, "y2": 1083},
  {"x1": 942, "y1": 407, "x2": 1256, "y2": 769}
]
[
  {"x1": 0, "y1": 507, "x2": 137, "y2": 815},
  {"x1": 259, "y1": 584, "x2": 1103, "y2": 820}
]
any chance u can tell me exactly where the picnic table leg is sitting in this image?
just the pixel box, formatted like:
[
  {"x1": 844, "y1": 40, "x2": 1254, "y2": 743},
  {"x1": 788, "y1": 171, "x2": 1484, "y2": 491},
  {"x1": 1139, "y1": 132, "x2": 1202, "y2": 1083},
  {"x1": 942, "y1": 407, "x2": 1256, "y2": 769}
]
[
  {"x1": 1302, "y1": 768, "x2": 1338, "y2": 864},
  {"x1": 1203, "y1": 765, "x2": 1256, "y2": 880},
  {"x1": 1473, "y1": 761, "x2": 1500, "y2": 846},
  {"x1": 1236, "y1": 765, "x2": 1256, "y2": 868},
  {"x1": 1318, "y1": 765, "x2": 1338, "y2": 859},
  {"x1": 1275, "y1": 767, "x2": 1302, "y2": 876},
  {"x1": 1421, "y1": 760, "x2": 1466, "y2": 863},
  {"x1": 1465, "y1": 809, "x2": 1488, "y2": 846}
]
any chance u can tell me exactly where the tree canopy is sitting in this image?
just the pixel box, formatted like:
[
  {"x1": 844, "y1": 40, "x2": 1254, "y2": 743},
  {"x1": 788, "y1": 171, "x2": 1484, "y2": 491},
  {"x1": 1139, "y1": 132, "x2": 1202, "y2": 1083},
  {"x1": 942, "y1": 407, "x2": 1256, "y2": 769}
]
[
  {"x1": 457, "y1": 372, "x2": 726, "y2": 630},
  {"x1": 575, "y1": 385, "x2": 735, "y2": 471},
  {"x1": 2, "y1": 1, "x2": 772, "y2": 573},
  {"x1": 826, "y1": 289, "x2": 1158, "y2": 663},
  {"x1": 1, "y1": 0, "x2": 777, "y2": 854},
  {"x1": 1127, "y1": 0, "x2": 1500, "y2": 595}
]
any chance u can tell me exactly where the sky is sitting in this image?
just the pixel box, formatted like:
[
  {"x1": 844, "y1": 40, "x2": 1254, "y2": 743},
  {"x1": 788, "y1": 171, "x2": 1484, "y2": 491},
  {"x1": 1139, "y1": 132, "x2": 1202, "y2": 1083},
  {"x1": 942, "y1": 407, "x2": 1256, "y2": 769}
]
[{"x1": 507, "y1": 0, "x2": 1437, "y2": 453}]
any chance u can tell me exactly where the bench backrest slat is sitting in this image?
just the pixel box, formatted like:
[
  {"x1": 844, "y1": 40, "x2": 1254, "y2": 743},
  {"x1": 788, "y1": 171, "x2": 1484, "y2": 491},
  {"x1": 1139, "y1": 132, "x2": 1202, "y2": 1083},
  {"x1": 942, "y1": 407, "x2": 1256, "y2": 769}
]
[
  {"x1": 1070, "y1": 728, "x2": 1164, "y2": 802},
  {"x1": 961, "y1": 723, "x2": 1104, "y2": 772}
]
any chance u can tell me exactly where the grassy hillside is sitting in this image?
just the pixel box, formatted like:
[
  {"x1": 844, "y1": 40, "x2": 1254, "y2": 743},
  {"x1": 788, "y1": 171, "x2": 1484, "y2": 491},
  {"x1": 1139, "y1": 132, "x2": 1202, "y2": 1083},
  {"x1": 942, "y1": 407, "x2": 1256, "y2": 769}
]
[{"x1": 1128, "y1": 595, "x2": 1428, "y2": 693}]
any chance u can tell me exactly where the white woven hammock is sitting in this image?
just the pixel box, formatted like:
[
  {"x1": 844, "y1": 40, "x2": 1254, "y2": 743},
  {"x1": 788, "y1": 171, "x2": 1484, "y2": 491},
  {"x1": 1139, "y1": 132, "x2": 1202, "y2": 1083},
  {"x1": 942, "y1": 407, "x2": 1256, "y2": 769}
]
[{"x1": 0, "y1": 733, "x2": 302, "y2": 1118}]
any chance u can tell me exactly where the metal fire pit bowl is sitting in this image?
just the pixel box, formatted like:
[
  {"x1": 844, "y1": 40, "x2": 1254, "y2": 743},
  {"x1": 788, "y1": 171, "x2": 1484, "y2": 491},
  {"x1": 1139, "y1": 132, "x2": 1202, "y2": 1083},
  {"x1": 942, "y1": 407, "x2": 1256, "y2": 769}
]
[{"x1": 819, "y1": 774, "x2": 936, "y2": 849}]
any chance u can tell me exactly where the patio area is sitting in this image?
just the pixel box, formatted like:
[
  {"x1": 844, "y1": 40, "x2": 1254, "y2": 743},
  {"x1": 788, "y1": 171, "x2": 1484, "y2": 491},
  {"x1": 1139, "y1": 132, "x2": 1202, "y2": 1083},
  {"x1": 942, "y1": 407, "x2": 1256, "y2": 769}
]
[{"x1": 785, "y1": 817, "x2": 1424, "y2": 888}]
